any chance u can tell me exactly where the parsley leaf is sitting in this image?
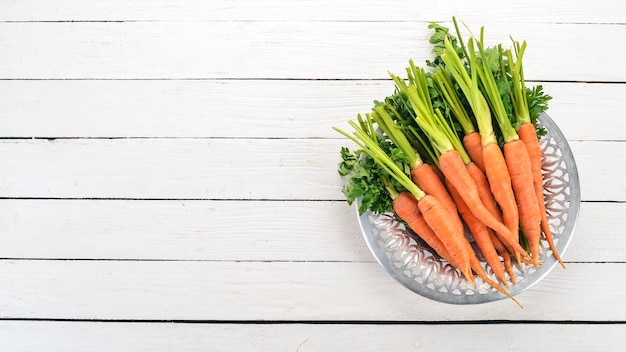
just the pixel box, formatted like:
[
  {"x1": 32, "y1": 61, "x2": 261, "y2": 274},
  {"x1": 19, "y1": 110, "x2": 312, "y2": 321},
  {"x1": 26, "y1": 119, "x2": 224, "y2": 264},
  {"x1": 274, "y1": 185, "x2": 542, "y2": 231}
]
[{"x1": 526, "y1": 85, "x2": 552, "y2": 139}]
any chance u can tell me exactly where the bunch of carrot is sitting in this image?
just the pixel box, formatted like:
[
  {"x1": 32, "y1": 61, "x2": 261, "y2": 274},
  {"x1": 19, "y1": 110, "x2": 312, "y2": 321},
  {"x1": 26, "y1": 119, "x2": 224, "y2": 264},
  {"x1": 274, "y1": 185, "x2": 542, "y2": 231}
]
[{"x1": 335, "y1": 18, "x2": 562, "y2": 307}]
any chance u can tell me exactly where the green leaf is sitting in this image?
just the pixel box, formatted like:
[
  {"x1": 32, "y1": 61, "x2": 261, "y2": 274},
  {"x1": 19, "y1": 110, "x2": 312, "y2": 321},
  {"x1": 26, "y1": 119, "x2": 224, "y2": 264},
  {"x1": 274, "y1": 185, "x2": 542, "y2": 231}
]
[
  {"x1": 337, "y1": 145, "x2": 396, "y2": 215},
  {"x1": 426, "y1": 22, "x2": 466, "y2": 68},
  {"x1": 526, "y1": 85, "x2": 551, "y2": 139}
]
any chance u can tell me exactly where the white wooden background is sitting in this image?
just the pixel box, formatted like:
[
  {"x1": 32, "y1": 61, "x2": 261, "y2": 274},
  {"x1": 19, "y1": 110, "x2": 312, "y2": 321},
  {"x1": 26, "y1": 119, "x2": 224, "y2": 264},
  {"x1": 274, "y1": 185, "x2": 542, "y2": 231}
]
[{"x1": 1, "y1": 1, "x2": 625, "y2": 350}]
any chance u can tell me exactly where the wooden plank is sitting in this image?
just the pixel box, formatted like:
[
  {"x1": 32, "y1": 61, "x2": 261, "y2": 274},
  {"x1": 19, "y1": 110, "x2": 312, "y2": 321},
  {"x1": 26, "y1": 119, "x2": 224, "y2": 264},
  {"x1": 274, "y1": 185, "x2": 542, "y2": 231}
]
[
  {"x1": 0, "y1": 21, "x2": 622, "y2": 81},
  {"x1": 0, "y1": 138, "x2": 345, "y2": 200},
  {"x1": 0, "y1": 79, "x2": 390, "y2": 139},
  {"x1": 0, "y1": 320, "x2": 622, "y2": 352},
  {"x1": 0, "y1": 139, "x2": 621, "y2": 201},
  {"x1": 1, "y1": 0, "x2": 623, "y2": 24},
  {"x1": 0, "y1": 199, "x2": 370, "y2": 262},
  {"x1": 0, "y1": 260, "x2": 623, "y2": 321},
  {"x1": 569, "y1": 141, "x2": 626, "y2": 202},
  {"x1": 0, "y1": 80, "x2": 622, "y2": 141},
  {"x1": 0, "y1": 199, "x2": 621, "y2": 262}
]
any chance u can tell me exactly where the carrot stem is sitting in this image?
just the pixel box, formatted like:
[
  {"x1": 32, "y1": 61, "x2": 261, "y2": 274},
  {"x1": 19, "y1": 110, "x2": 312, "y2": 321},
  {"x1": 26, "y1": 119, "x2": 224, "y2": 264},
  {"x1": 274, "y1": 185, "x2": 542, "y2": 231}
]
[{"x1": 333, "y1": 123, "x2": 425, "y2": 201}]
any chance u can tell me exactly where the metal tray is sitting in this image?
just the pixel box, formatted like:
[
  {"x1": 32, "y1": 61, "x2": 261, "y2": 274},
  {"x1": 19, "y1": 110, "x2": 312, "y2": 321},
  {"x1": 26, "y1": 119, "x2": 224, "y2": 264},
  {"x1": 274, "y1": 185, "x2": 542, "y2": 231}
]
[{"x1": 356, "y1": 112, "x2": 581, "y2": 304}]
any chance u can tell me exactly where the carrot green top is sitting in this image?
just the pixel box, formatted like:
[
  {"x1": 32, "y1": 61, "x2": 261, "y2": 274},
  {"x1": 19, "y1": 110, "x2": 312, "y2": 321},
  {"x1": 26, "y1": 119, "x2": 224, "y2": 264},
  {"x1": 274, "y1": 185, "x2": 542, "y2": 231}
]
[
  {"x1": 431, "y1": 68, "x2": 476, "y2": 136},
  {"x1": 390, "y1": 62, "x2": 471, "y2": 165},
  {"x1": 440, "y1": 36, "x2": 497, "y2": 147},
  {"x1": 506, "y1": 40, "x2": 531, "y2": 125},
  {"x1": 333, "y1": 117, "x2": 426, "y2": 201},
  {"x1": 468, "y1": 32, "x2": 518, "y2": 144},
  {"x1": 370, "y1": 104, "x2": 423, "y2": 170}
]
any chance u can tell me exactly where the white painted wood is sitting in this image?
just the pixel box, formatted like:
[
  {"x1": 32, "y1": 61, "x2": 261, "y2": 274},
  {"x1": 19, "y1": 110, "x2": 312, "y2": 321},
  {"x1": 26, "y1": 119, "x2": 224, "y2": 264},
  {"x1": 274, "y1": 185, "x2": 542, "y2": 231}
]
[
  {"x1": 0, "y1": 260, "x2": 622, "y2": 321},
  {"x1": 0, "y1": 200, "x2": 622, "y2": 262},
  {"x1": 1, "y1": 0, "x2": 623, "y2": 24},
  {"x1": 0, "y1": 21, "x2": 622, "y2": 81},
  {"x1": 0, "y1": 321, "x2": 622, "y2": 352},
  {"x1": 0, "y1": 138, "x2": 345, "y2": 200},
  {"x1": 0, "y1": 80, "x2": 622, "y2": 141},
  {"x1": 0, "y1": 199, "x2": 370, "y2": 262},
  {"x1": 569, "y1": 141, "x2": 626, "y2": 201},
  {"x1": 0, "y1": 139, "x2": 622, "y2": 201},
  {"x1": 0, "y1": 0, "x2": 624, "y2": 347}
]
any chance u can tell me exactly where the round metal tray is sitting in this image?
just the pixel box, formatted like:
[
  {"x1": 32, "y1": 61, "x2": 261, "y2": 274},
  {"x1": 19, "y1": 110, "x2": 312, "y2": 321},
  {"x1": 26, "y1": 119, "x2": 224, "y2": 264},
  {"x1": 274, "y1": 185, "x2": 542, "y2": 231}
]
[{"x1": 356, "y1": 112, "x2": 581, "y2": 304}]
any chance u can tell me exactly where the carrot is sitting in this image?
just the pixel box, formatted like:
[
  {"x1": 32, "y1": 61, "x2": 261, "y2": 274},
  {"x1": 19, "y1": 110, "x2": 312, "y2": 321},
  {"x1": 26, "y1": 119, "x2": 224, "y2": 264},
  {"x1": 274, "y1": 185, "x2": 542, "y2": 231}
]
[
  {"x1": 503, "y1": 139, "x2": 542, "y2": 267},
  {"x1": 468, "y1": 254, "x2": 522, "y2": 308},
  {"x1": 410, "y1": 163, "x2": 457, "y2": 220},
  {"x1": 518, "y1": 123, "x2": 565, "y2": 268},
  {"x1": 446, "y1": 179, "x2": 508, "y2": 286},
  {"x1": 392, "y1": 66, "x2": 531, "y2": 263},
  {"x1": 507, "y1": 42, "x2": 565, "y2": 269},
  {"x1": 467, "y1": 153, "x2": 517, "y2": 280},
  {"x1": 466, "y1": 162, "x2": 502, "y2": 223},
  {"x1": 337, "y1": 123, "x2": 522, "y2": 307},
  {"x1": 466, "y1": 161, "x2": 518, "y2": 282},
  {"x1": 416, "y1": 194, "x2": 475, "y2": 285},
  {"x1": 431, "y1": 69, "x2": 485, "y2": 172},
  {"x1": 333, "y1": 119, "x2": 475, "y2": 284},
  {"x1": 429, "y1": 162, "x2": 446, "y2": 184},
  {"x1": 393, "y1": 188, "x2": 521, "y2": 307},
  {"x1": 391, "y1": 191, "x2": 453, "y2": 261},
  {"x1": 463, "y1": 131, "x2": 485, "y2": 173},
  {"x1": 482, "y1": 142, "x2": 520, "y2": 254},
  {"x1": 439, "y1": 35, "x2": 528, "y2": 265},
  {"x1": 438, "y1": 150, "x2": 529, "y2": 261},
  {"x1": 372, "y1": 105, "x2": 464, "y2": 236},
  {"x1": 442, "y1": 31, "x2": 542, "y2": 266},
  {"x1": 468, "y1": 34, "x2": 542, "y2": 267},
  {"x1": 489, "y1": 229, "x2": 517, "y2": 285}
]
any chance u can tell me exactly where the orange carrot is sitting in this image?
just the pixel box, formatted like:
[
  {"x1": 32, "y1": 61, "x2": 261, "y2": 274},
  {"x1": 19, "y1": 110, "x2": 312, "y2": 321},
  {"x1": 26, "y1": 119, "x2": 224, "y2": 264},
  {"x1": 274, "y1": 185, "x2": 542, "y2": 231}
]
[
  {"x1": 489, "y1": 229, "x2": 517, "y2": 285},
  {"x1": 468, "y1": 254, "x2": 522, "y2": 308},
  {"x1": 518, "y1": 123, "x2": 565, "y2": 268},
  {"x1": 466, "y1": 162, "x2": 517, "y2": 282},
  {"x1": 504, "y1": 139, "x2": 541, "y2": 267},
  {"x1": 394, "y1": 191, "x2": 521, "y2": 307},
  {"x1": 467, "y1": 34, "x2": 544, "y2": 267},
  {"x1": 482, "y1": 141, "x2": 521, "y2": 256},
  {"x1": 372, "y1": 105, "x2": 464, "y2": 237},
  {"x1": 447, "y1": 179, "x2": 508, "y2": 286},
  {"x1": 438, "y1": 150, "x2": 530, "y2": 262},
  {"x1": 431, "y1": 69, "x2": 485, "y2": 172},
  {"x1": 392, "y1": 66, "x2": 530, "y2": 263},
  {"x1": 411, "y1": 162, "x2": 462, "y2": 234},
  {"x1": 505, "y1": 39, "x2": 564, "y2": 268},
  {"x1": 392, "y1": 191, "x2": 454, "y2": 261},
  {"x1": 417, "y1": 194, "x2": 475, "y2": 285},
  {"x1": 439, "y1": 36, "x2": 526, "y2": 263},
  {"x1": 335, "y1": 120, "x2": 475, "y2": 284},
  {"x1": 466, "y1": 161, "x2": 502, "y2": 223},
  {"x1": 463, "y1": 131, "x2": 485, "y2": 173},
  {"x1": 430, "y1": 162, "x2": 446, "y2": 185},
  {"x1": 465, "y1": 160, "x2": 519, "y2": 258}
]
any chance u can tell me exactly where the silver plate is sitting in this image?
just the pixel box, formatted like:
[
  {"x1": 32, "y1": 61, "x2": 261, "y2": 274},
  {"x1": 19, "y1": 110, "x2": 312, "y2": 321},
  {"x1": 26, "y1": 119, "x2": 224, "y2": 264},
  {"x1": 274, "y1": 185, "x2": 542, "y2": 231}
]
[{"x1": 356, "y1": 112, "x2": 581, "y2": 304}]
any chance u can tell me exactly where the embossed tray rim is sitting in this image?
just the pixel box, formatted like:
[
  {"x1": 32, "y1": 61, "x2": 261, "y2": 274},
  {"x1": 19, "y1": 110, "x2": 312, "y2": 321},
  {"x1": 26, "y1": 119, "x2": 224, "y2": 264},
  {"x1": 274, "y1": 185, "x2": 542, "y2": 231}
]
[{"x1": 355, "y1": 112, "x2": 581, "y2": 304}]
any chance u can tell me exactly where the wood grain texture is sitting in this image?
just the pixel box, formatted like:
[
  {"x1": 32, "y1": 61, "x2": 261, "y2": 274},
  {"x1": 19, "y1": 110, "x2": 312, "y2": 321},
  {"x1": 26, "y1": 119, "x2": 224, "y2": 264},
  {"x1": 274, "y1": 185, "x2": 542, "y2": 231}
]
[
  {"x1": 0, "y1": 199, "x2": 622, "y2": 262},
  {"x1": 0, "y1": 21, "x2": 622, "y2": 81},
  {"x1": 0, "y1": 138, "x2": 346, "y2": 200},
  {"x1": 0, "y1": 0, "x2": 623, "y2": 347},
  {"x1": 1, "y1": 0, "x2": 624, "y2": 23},
  {"x1": 0, "y1": 320, "x2": 622, "y2": 352},
  {"x1": 0, "y1": 260, "x2": 623, "y2": 321},
  {"x1": 0, "y1": 80, "x2": 623, "y2": 140},
  {"x1": 0, "y1": 139, "x2": 622, "y2": 201},
  {"x1": 0, "y1": 199, "x2": 369, "y2": 262}
]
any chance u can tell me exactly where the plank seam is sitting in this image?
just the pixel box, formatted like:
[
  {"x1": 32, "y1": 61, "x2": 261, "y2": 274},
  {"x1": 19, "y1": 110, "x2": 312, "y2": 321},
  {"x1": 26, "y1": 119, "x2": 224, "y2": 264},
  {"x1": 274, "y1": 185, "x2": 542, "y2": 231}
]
[
  {"x1": 0, "y1": 318, "x2": 624, "y2": 325},
  {"x1": 0, "y1": 78, "x2": 625, "y2": 84}
]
